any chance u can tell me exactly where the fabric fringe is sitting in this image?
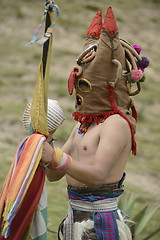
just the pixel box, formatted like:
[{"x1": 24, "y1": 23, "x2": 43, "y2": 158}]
[
  {"x1": 72, "y1": 110, "x2": 116, "y2": 124},
  {"x1": 73, "y1": 220, "x2": 94, "y2": 240},
  {"x1": 1, "y1": 200, "x2": 14, "y2": 234}
]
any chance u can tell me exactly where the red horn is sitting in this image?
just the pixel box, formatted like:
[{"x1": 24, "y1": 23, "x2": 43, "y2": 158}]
[
  {"x1": 86, "y1": 10, "x2": 102, "y2": 39},
  {"x1": 102, "y1": 6, "x2": 118, "y2": 36}
]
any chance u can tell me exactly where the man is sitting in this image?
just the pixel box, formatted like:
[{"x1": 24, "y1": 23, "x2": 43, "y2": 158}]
[{"x1": 41, "y1": 6, "x2": 149, "y2": 240}]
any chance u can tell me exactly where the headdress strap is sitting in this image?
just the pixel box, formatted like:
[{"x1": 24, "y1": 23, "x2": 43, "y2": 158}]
[{"x1": 108, "y1": 85, "x2": 137, "y2": 155}]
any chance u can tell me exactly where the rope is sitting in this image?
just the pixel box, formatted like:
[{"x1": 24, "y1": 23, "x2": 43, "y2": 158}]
[{"x1": 47, "y1": 227, "x2": 58, "y2": 234}]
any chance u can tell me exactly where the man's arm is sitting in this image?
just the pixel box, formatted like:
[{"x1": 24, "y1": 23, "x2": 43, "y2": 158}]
[
  {"x1": 43, "y1": 123, "x2": 79, "y2": 182},
  {"x1": 43, "y1": 141, "x2": 65, "y2": 181}
]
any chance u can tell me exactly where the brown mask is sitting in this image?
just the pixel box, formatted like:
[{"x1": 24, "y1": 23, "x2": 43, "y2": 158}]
[{"x1": 68, "y1": 7, "x2": 149, "y2": 155}]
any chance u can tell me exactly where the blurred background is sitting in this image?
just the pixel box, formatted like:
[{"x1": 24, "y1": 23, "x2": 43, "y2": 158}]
[{"x1": 0, "y1": 0, "x2": 160, "y2": 239}]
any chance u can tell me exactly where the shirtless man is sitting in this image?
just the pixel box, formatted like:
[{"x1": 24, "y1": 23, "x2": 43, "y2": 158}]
[
  {"x1": 41, "y1": 6, "x2": 149, "y2": 240},
  {"x1": 43, "y1": 115, "x2": 132, "y2": 239},
  {"x1": 44, "y1": 115, "x2": 131, "y2": 186}
]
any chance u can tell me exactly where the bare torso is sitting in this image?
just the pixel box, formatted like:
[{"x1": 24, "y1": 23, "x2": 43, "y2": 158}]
[{"x1": 64, "y1": 114, "x2": 132, "y2": 187}]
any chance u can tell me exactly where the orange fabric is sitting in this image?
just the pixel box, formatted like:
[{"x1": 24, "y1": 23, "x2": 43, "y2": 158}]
[
  {"x1": 6, "y1": 134, "x2": 43, "y2": 202},
  {"x1": 0, "y1": 133, "x2": 45, "y2": 238},
  {"x1": 0, "y1": 137, "x2": 28, "y2": 217}
]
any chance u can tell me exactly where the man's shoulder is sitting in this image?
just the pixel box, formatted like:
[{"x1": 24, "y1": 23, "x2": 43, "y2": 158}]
[
  {"x1": 99, "y1": 114, "x2": 131, "y2": 135},
  {"x1": 103, "y1": 114, "x2": 129, "y2": 126},
  {"x1": 98, "y1": 114, "x2": 132, "y2": 148}
]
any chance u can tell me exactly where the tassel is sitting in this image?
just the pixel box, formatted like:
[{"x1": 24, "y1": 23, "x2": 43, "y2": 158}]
[
  {"x1": 78, "y1": 121, "x2": 91, "y2": 134},
  {"x1": 26, "y1": 0, "x2": 59, "y2": 46},
  {"x1": 25, "y1": 14, "x2": 46, "y2": 46}
]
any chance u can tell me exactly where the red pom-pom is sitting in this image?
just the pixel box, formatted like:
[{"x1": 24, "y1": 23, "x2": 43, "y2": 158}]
[{"x1": 131, "y1": 70, "x2": 143, "y2": 81}]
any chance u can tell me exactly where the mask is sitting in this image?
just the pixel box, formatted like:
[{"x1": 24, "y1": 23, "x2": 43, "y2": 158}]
[{"x1": 68, "y1": 7, "x2": 149, "y2": 155}]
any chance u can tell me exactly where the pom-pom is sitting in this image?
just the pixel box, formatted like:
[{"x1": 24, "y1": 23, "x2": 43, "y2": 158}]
[
  {"x1": 137, "y1": 56, "x2": 150, "y2": 69},
  {"x1": 131, "y1": 70, "x2": 143, "y2": 81},
  {"x1": 128, "y1": 70, "x2": 143, "y2": 83},
  {"x1": 132, "y1": 44, "x2": 142, "y2": 54}
]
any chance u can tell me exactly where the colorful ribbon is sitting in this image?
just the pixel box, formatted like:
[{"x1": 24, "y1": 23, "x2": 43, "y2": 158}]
[{"x1": 26, "y1": 0, "x2": 59, "y2": 46}]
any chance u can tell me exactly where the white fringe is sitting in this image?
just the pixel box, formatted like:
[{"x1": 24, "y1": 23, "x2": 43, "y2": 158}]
[
  {"x1": 73, "y1": 219, "x2": 132, "y2": 240},
  {"x1": 117, "y1": 219, "x2": 132, "y2": 240},
  {"x1": 60, "y1": 216, "x2": 133, "y2": 240},
  {"x1": 73, "y1": 219, "x2": 94, "y2": 240}
]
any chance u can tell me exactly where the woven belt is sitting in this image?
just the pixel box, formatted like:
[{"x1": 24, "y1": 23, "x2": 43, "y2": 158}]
[{"x1": 69, "y1": 197, "x2": 118, "y2": 212}]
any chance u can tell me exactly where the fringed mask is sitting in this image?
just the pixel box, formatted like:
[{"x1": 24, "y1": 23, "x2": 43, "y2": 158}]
[{"x1": 68, "y1": 7, "x2": 149, "y2": 154}]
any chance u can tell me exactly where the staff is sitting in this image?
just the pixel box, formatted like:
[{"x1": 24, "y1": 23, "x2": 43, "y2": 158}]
[{"x1": 0, "y1": 1, "x2": 59, "y2": 239}]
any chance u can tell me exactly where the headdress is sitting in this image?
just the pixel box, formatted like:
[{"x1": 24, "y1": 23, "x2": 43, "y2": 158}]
[
  {"x1": 22, "y1": 99, "x2": 65, "y2": 133},
  {"x1": 68, "y1": 7, "x2": 149, "y2": 155}
]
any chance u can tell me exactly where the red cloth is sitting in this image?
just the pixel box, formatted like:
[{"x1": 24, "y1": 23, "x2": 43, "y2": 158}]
[
  {"x1": 102, "y1": 6, "x2": 118, "y2": 36},
  {"x1": 86, "y1": 10, "x2": 102, "y2": 38}
]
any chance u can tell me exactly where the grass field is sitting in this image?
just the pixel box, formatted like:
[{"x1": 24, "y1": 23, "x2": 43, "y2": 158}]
[{"x1": 0, "y1": 0, "x2": 160, "y2": 239}]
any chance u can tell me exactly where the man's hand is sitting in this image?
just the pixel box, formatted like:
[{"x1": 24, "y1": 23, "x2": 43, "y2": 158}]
[
  {"x1": 42, "y1": 142, "x2": 68, "y2": 182},
  {"x1": 41, "y1": 141, "x2": 54, "y2": 164}
]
